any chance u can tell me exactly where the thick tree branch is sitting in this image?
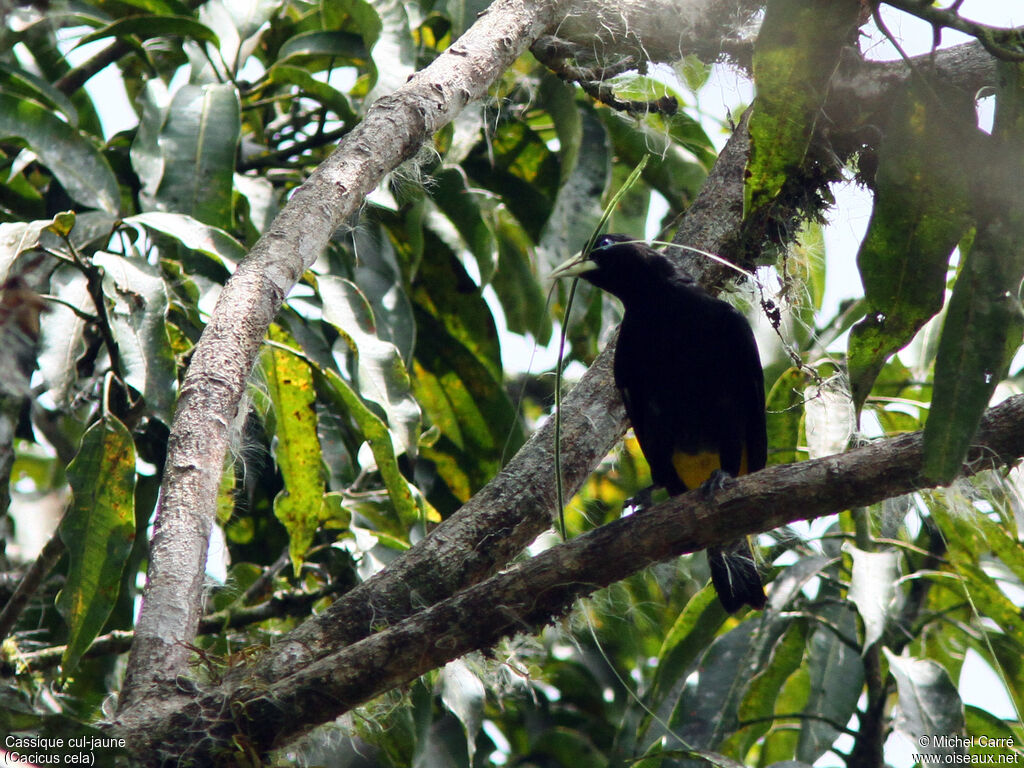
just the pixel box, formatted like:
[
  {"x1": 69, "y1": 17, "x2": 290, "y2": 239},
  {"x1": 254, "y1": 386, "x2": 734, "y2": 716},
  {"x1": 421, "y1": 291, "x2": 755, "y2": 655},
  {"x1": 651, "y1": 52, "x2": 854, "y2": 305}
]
[
  {"x1": 547, "y1": 0, "x2": 763, "y2": 66},
  {"x1": 115, "y1": 0, "x2": 570, "y2": 724},
  {"x1": 147, "y1": 393, "x2": 1024, "y2": 762}
]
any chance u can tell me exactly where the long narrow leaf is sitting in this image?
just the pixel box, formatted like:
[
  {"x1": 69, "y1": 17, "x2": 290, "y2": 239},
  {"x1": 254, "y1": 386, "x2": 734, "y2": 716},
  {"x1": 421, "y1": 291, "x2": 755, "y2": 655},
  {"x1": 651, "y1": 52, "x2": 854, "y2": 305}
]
[{"x1": 58, "y1": 416, "x2": 136, "y2": 676}]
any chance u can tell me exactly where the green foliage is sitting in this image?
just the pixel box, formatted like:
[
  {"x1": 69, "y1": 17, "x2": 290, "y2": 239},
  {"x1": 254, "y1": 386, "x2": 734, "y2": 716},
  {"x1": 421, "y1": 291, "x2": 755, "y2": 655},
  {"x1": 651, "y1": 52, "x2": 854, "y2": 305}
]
[
  {"x1": 847, "y1": 77, "x2": 975, "y2": 413},
  {"x1": 0, "y1": 92, "x2": 120, "y2": 213},
  {"x1": 59, "y1": 414, "x2": 136, "y2": 676},
  {"x1": 745, "y1": 0, "x2": 860, "y2": 218},
  {"x1": 262, "y1": 324, "x2": 329, "y2": 574},
  {"x1": 923, "y1": 58, "x2": 1024, "y2": 482},
  {"x1": 0, "y1": 0, "x2": 1023, "y2": 766}
]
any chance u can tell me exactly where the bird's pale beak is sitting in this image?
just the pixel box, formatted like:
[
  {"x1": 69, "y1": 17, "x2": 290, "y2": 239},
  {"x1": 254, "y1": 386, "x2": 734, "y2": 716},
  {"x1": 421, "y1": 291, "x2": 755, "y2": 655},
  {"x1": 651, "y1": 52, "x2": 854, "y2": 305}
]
[{"x1": 548, "y1": 252, "x2": 596, "y2": 283}]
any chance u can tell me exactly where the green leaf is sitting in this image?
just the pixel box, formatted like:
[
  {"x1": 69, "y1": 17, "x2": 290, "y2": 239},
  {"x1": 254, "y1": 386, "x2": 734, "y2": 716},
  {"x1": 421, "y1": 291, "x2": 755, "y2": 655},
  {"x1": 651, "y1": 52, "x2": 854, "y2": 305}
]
[
  {"x1": 58, "y1": 415, "x2": 136, "y2": 676},
  {"x1": 978, "y1": 633, "x2": 1024, "y2": 718},
  {"x1": 153, "y1": 83, "x2": 240, "y2": 230},
  {"x1": 796, "y1": 605, "x2": 864, "y2": 764},
  {"x1": 0, "y1": 92, "x2": 120, "y2": 213},
  {"x1": 131, "y1": 79, "x2": 167, "y2": 200},
  {"x1": 123, "y1": 211, "x2": 246, "y2": 277},
  {"x1": 316, "y1": 366, "x2": 419, "y2": 529},
  {"x1": 322, "y1": 0, "x2": 383, "y2": 49},
  {"x1": 1, "y1": 213, "x2": 116, "y2": 281},
  {"x1": 765, "y1": 366, "x2": 807, "y2": 466},
  {"x1": 0, "y1": 63, "x2": 78, "y2": 125},
  {"x1": 761, "y1": 668, "x2": 811, "y2": 763},
  {"x1": 352, "y1": 218, "x2": 417, "y2": 362},
  {"x1": 537, "y1": 74, "x2": 582, "y2": 185},
  {"x1": 412, "y1": 305, "x2": 521, "y2": 502},
  {"x1": 16, "y1": 18, "x2": 104, "y2": 137},
  {"x1": 847, "y1": 78, "x2": 974, "y2": 411},
  {"x1": 738, "y1": 620, "x2": 809, "y2": 743},
  {"x1": 428, "y1": 168, "x2": 497, "y2": 284},
  {"x1": 676, "y1": 53, "x2": 712, "y2": 93},
  {"x1": 966, "y1": 493, "x2": 1024, "y2": 587},
  {"x1": 646, "y1": 585, "x2": 727, "y2": 708},
  {"x1": 199, "y1": 0, "x2": 279, "y2": 71},
  {"x1": 46, "y1": 210, "x2": 77, "y2": 238},
  {"x1": 265, "y1": 65, "x2": 358, "y2": 124},
  {"x1": 439, "y1": 660, "x2": 485, "y2": 763},
  {"x1": 530, "y1": 726, "x2": 607, "y2": 764},
  {"x1": 745, "y1": 0, "x2": 860, "y2": 217},
  {"x1": 720, "y1": 588, "x2": 818, "y2": 757},
  {"x1": 277, "y1": 30, "x2": 371, "y2": 71},
  {"x1": 930, "y1": 496, "x2": 1024, "y2": 649},
  {"x1": 215, "y1": 0, "x2": 278, "y2": 41},
  {"x1": 788, "y1": 221, "x2": 827, "y2": 344},
  {"x1": 601, "y1": 109, "x2": 707, "y2": 215},
  {"x1": 364, "y1": 0, "x2": 414, "y2": 101},
  {"x1": 491, "y1": 208, "x2": 552, "y2": 344},
  {"x1": 111, "y1": 0, "x2": 189, "y2": 13},
  {"x1": 262, "y1": 325, "x2": 329, "y2": 574},
  {"x1": 539, "y1": 105, "x2": 610, "y2": 272},
  {"x1": 605, "y1": 158, "x2": 652, "y2": 237},
  {"x1": 0, "y1": 219, "x2": 49, "y2": 281},
  {"x1": 234, "y1": 173, "x2": 278, "y2": 237},
  {"x1": 669, "y1": 620, "x2": 755, "y2": 748},
  {"x1": 93, "y1": 252, "x2": 178, "y2": 424},
  {"x1": 38, "y1": 268, "x2": 91, "y2": 407},
  {"x1": 923, "y1": 223, "x2": 1024, "y2": 482},
  {"x1": 606, "y1": 73, "x2": 675, "y2": 105},
  {"x1": 318, "y1": 275, "x2": 422, "y2": 460},
  {"x1": 923, "y1": 62, "x2": 1024, "y2": 483},
  {"x1": 411, "y1": 240, "x2": 503, "y2": 379},
  {"x1": 965, "y1": 706, "x2": 1020, "y2": 758},
  {"x1": 884, "y1": 650, "x2": 967, "y2": 756},
  {"x1": 463, "y1": 120, "x2": 560, "y2": 241},
  {"x1": 77, "y1": 14, "x2": 220, "y2": 48}
]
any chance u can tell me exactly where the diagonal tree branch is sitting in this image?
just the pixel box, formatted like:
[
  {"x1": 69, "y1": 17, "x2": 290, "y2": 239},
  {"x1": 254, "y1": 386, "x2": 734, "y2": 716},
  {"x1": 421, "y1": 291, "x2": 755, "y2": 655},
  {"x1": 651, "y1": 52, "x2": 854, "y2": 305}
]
[
  {"x1": 143, "y1": 392, "x2": 1024, "y2": 761},
  {"x1": 116, "y1": 0, "x2": 571, "y2": 722}
]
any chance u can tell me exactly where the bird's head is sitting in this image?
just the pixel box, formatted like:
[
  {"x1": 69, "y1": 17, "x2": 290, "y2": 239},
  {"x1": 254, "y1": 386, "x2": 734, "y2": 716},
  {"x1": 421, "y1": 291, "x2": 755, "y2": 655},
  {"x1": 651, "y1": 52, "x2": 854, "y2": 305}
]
[{"x1": 549, "y1": 234, "x2": 684, "y2": 300}]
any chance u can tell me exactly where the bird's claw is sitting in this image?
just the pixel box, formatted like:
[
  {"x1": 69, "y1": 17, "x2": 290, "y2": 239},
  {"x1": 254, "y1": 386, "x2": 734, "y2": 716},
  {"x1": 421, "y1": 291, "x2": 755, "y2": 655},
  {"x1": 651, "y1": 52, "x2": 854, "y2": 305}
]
[
  {"x1": 700, "y1": 469, "x2": 735, "y2": 499},
  {"x1": 623, "y1": 486, "x2": 654, "y2": 513}
]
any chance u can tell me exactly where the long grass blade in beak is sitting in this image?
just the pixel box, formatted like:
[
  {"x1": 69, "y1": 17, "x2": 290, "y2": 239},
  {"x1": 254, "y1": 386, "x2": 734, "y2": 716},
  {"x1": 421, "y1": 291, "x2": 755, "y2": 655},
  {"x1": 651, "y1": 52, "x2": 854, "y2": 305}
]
[{"x1": 548, "y1": 252, "x2": 596, "y2": 283}]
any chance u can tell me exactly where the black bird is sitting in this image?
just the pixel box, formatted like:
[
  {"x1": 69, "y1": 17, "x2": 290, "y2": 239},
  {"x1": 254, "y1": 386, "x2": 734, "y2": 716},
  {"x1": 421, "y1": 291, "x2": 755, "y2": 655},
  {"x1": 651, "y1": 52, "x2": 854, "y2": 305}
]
[{"x1": 551, "y1": 234, "x2": 768, "y2": 613}]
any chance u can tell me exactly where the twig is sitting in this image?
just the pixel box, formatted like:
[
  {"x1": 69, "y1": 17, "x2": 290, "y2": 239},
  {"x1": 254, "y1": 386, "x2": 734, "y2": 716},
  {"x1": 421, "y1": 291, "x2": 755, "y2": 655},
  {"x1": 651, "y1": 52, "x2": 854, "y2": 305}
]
[
  {"x1": 7, "y1": 581, "x2": 342, "y2": 672},
  {"x1": 881, "y1": 0, "x2": 1024, "y2": 61},
  {"x1": 0, "y1": 530, "x2": 66, "y2": 642}
]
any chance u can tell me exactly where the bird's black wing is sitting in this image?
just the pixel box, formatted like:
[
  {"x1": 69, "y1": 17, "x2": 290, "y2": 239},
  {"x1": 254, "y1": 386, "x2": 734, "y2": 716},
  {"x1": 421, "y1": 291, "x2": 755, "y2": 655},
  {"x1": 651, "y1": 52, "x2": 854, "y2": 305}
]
[
  {"x1": 614, "y1": 290, "x2": 765, "y2": 492},
  {"x1": 728, "y1": 304, "x2": 767, "y2": 474}
]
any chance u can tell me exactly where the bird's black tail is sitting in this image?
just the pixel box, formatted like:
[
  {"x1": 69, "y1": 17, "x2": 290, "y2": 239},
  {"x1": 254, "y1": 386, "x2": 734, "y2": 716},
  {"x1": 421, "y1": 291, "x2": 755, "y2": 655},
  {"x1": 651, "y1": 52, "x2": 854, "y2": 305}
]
[{"x1": 708, "y1": 539, "x2": 766, "y2": 613}]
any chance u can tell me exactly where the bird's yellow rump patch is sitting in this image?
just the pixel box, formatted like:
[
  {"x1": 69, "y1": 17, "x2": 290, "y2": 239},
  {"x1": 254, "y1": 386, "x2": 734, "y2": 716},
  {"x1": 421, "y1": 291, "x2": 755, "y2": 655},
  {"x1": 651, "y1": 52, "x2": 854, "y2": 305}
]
[
  {"x1": 672, "y1": 450, "x2": 720, "y2": 489},
  {"x1": 672, "y1": 447, "x2": 749, "y2": 489}
]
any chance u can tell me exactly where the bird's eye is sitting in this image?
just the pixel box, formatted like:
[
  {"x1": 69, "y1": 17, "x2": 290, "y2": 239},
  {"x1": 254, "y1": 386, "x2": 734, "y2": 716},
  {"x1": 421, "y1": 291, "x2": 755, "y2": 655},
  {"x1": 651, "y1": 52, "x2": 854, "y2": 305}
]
[{"x1": 595, "y1": 234, "x2": 617, "y2": 250}]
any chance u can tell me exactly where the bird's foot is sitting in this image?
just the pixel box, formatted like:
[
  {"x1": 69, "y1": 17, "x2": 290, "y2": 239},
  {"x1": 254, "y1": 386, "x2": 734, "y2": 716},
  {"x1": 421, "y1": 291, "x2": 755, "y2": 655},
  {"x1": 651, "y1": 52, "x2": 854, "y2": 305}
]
[
  {"x1": 623, "y1": 486, "x2": 654, "y2": 513},
  {"x1": 700, "y1": 469, "x2": 735, "y2": 499}
]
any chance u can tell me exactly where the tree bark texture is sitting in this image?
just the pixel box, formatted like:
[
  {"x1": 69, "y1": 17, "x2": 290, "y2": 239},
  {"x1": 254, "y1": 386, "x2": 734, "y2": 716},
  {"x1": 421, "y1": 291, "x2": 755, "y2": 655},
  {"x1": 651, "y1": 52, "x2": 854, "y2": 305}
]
[
  {"x1": 116, "y1": 0, "x2": 571, "y2": 725},
  {"x1": 138, "y1": 392, "x2": 1024, "y2": 761}
]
